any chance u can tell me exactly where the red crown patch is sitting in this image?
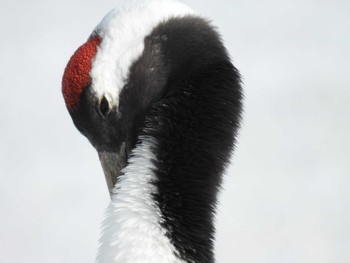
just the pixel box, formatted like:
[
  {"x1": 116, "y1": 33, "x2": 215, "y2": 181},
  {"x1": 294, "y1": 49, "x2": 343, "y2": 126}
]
[{"x1": 62, "y1": 36, "x2": 101, "y2": 111}]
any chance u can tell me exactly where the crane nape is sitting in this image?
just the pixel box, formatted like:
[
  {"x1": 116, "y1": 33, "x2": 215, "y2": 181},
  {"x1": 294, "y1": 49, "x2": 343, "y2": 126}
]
[{"x1": 62, "y1": 0, "x2": 243, "y2": 262}]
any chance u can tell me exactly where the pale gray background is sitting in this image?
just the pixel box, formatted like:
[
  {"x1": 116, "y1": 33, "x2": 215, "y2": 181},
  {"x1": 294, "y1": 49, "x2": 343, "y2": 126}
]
[{"x1": 0, "y1": 0, "x2": 349, "y2": 262}]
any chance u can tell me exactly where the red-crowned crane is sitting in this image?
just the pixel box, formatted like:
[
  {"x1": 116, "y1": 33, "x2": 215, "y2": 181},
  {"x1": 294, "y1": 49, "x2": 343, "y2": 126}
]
[{"x1": 62, "y1": 0, "x2": 242, "y2": 262}]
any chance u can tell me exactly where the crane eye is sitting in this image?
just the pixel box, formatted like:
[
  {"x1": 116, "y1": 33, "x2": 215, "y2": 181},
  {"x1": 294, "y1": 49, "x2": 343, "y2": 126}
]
[{"x1": 99, "y1": 96, "x2": 110, "y2": 117}]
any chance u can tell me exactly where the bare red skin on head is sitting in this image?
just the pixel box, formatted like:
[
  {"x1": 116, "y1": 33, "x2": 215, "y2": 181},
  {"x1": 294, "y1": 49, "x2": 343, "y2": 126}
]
[{"x1": 62, "y1": 36, "x2": 101, "y2": 111}]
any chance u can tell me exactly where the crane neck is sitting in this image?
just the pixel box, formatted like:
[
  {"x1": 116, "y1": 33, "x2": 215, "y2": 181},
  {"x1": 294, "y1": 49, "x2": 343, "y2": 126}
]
[
  {"x1": 96, "y1": 136, "x2": 185, "y2": 263},
  {"x1": 96, "y1": 15, "x2": 243, "y2": 263}
]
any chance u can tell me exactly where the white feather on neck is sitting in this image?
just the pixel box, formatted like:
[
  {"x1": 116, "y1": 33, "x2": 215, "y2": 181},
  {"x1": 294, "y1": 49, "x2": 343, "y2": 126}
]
[{"x1": 96, "y1": 136, "x2": 185, "y2": 263}]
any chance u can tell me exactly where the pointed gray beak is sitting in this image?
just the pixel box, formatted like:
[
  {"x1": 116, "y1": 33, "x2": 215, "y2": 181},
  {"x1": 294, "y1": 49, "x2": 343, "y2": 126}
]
[{"x1": 98, "y1": 142, "x2": 127, "y2": 198}]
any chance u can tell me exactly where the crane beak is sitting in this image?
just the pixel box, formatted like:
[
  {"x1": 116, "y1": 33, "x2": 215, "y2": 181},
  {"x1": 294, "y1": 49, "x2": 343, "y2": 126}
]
[{"x1": 98, "y1": 142, "x2": 127, "y2": 198}]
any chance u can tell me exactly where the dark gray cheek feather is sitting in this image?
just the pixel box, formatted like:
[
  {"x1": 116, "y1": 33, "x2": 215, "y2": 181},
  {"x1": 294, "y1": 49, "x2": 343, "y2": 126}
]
[
  {"x1": 69, "y1": 15, "x2": 242, "y2": 263},
  {"x1": 70, "y1": 84, "x2": 136, "y2": 156}
]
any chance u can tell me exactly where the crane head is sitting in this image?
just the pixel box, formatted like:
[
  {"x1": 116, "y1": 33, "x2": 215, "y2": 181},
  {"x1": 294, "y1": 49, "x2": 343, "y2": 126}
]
[
  {"x1": 61, "y1": 1, "x2": 195, "y2": 197},
  {"x1": 62, "y1": 35, "x2": 129, "y2": 197}
]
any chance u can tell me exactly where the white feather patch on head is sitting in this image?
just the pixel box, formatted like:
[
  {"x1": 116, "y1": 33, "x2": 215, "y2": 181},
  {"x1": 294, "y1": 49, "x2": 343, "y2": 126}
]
[
  {"x1": 90, "y1": 0, "x2": 195, "y2": 109},
  {"x1": 96, "y1": 136, "x2": 185, "y2": 263}
]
